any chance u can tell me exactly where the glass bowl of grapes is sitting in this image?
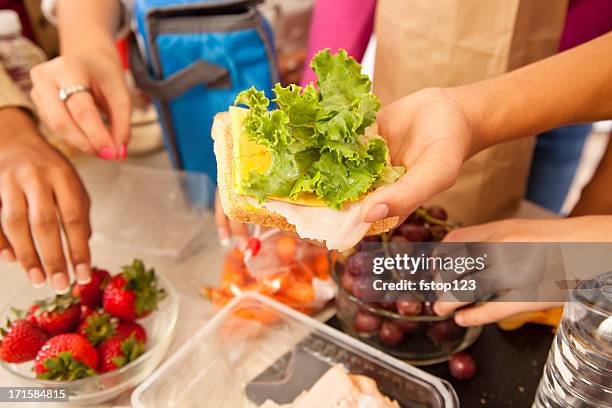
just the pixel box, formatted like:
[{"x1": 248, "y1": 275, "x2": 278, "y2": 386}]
[{"x1": 332, "y1": 206, "x2": 483, "y2": 366}]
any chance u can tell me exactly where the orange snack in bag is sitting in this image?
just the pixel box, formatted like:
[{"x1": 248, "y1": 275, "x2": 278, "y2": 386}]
[
  {"x1": 203, "y1": 231, "x2": 337, "y2": 317},
  {"x1": 276, "y1": 235, "x2": 298, "y2": 263},
  {"x1": 281, "y1": 280, "x2": 316, "y2": 304}
]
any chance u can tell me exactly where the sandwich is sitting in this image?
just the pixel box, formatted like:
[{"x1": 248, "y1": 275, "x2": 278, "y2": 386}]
[
  {"x1": 258, "y1": 365, "x2": 400, "y2": 408},
  {"x1": 212, "y1": 49, "x2": 405, "y2": 250}
]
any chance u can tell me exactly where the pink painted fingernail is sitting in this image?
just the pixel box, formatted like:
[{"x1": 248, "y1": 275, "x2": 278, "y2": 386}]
[
  {"x1": 119, "y1": 144, "x2": 127, "y2": 159},
  {"x1": 98, "y1": 146, "x2": 116, "y2": 160},
  {"x1": 364, "y1": 203, "x2": 389, "y2": 223}
]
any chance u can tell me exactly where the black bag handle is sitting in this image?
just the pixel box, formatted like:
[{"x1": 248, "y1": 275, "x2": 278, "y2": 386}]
[{"x1": 129, "y1": 36, "x2": 231, "y2": 100}]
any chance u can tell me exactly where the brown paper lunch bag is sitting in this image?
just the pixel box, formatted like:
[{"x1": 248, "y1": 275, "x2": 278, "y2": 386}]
[{"x1": 374, "y1": 0, "x2": 568, "y2": 226}]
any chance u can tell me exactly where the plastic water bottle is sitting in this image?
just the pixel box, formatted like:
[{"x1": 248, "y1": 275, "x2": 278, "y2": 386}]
[
  {"x1": 0, "y1": 10, "x2": 46, "y2": 94},
  {"x1": 534, "y1": 271, "x2": 612, "y2": 407}
]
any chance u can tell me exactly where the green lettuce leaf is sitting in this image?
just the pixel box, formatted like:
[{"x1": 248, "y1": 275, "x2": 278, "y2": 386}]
[{"x1": 235, "y1": 49, "x2": 403, "y2": 209}]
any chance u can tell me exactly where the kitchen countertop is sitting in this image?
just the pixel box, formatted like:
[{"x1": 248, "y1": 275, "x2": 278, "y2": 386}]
[{"x1": 0, "y1": 153, "x2": 557, "y2": 407}]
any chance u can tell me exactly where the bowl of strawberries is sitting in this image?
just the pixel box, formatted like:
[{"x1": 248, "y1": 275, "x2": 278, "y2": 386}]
[{"x1": 0, "y1": 259, "x2": 178, "y2": 405}]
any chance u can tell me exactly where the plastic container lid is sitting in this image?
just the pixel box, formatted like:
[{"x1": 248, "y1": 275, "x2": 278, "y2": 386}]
[
  {"x1": 132, "y1": 292, "x2": 459, "y2": 407},
  {"x1": 0, "y1": 10, "x2": 22, "y2": 37}
]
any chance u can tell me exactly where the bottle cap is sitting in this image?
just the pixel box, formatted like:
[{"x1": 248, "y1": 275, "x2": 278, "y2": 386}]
[{"x1": 0, "y1": 10, "x2": 22, "y2": 37}]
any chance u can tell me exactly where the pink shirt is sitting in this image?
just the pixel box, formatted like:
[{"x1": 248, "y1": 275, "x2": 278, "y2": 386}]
[
  {"x1": 301, "y1": 0, "x2": 376, "y2": 86},
  {"x1": 301, "y1": 0, "x2": 612, "y2": 86}
]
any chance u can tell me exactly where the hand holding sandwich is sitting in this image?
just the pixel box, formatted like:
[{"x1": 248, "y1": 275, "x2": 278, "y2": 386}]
[
  {"x1": 360, "y1": 88, "x2": 472, "y2": 223},
  {"x1": 214, "y1": 50, "x2": 404, "y2": 250},
  {"x1": 363, "y1": 32, "x2": 612, "y2": 223}
]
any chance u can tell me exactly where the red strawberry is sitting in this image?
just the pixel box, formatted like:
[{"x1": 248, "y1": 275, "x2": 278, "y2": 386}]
[
  {"x1": 102, "y1": 259, "x2": 166, "y2": 321},
  {"x1": 0, "y1": 319, "x2": 49, "y2": 363},
  {"x1": 32, "y1": 293, "x2": 81, "y2": 335},
  {"x1": 35, "y1": 334, "x2": 97, "y2": 380},
  {"x1": 116, "y1": 322, "x2": 147, "y2": 343},
  {"x1": 97, "y1": 334, "x2": 145, "y2": 373},
  {"x1": 72, "y1": 268, "x2": 110, "y2": 308},
  {"x1": 80, "y1": 305, "x2": 94, "y2": 321},
  {"x1": 24, "y1": 304, "x2": 39, "y2": 324},
  {"x1": 77, "y1": 311, "x2": 118, "y2": 347}
]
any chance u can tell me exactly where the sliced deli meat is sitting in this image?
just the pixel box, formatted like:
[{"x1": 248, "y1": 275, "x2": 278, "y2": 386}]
[
  {"x1": 248, "y1": 198, "x2": 371, "y2": 251},
  {"x1": 259, "y1": 365, "x2": 400, "y2": 408}
]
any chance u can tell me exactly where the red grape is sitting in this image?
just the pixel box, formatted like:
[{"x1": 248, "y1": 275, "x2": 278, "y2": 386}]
[
  {"x1": 427, "y1": 206, "x2": 448, "y2": 221},
  {"x1": 379, "y1": 320, "x2": 405, "y2": 346},
  {"x1": 448, "y1": 352, "x2": 476, "y2": 380},
  {"x1": 406, "y1": 212, "x2": 425, "y2": 226},
  {"x1": 398, "y1": 223, "x2": 432, "y2": 242},
  {"x1": 428, "y1": 319, "x2": 465, "y2": 343},
  {"x1": 430, "y1": 225, "x2": 449, "y2": 241},
  {"x1": 341, "y1": 272, "x2": 355, "y2": 295},
  {"x1": 373, "y1": 301, "x2": 397, "y2": 311},
  {"x1": 396, "y1": 300, "x2": 423, "y2": 316},
  {"x1": 422, "y1": 301, "x2": 436, "y2": 316},
  {"x1": 345, "y1": 251, "x2": 376, "y2": 276},
  {"x1": 358, "y1": 236, "x2": 383, "y2": 251},
  {"x1": 396, "y1": 319, "x2": 421, "y2": 333},
  {"x1": 388, "y1": 235, "x2": 412, "y2": 257},
  {"x1": 354, "y1": 310, "x2": 382, "y2": 333},
  {"x1": 352, "y1": 276, "x2": 379, "y2": 301}
]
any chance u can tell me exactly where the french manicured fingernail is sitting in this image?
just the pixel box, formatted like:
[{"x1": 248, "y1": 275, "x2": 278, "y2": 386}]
[
  {"x1": 218, "y1": 228, "x2": 230, "y2": 246},
  {"x1": 28, "y1": 267, "x2": 46, "y2": 288},
  {"x1": 1, "y1": 249, "x2": 16, "y2": 263},
  {"x1": 75, "y1": 264, "x2": 92, "y2": 285},
  {"x1": 98, "y1": 146, "x2": 116, "y2": 160},
  {"x1": 52, "y1": 273, "x2": 70, "y2": 294},
  {"x1": 119, "y1": 144, "x2": 127, "y2": 159},
  {"x1": 365, "y1": 203, "x2": 389, "y2": 223}
]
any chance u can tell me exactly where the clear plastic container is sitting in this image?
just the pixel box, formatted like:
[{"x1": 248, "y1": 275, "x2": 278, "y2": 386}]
[
  {"x1": 534, "y1": 271, "x2": 612, "y2": 407},
  {"x1": 92, "y1": 164, "x2": 214, "y2": 257},
  {"x1": 0, "y1": 10, "x2": 46, "y2": 94},
  {"x1": 132, "y1": 292, "x2": 459, "y2": 407}
]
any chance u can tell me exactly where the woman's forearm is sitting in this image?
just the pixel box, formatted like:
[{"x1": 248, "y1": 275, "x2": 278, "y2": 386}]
[
  {"x1": 56, "y1": 0, "x2": 122, "y2": 54},
  {"x1": 571, "y1": 135, "x2": 612, "y2": 216},
  {"x1": 453, "y1": 32, "x2": 612, "y2": 156}
]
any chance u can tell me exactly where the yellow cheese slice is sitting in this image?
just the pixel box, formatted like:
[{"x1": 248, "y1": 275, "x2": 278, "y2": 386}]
[{"x1": 229, "y1": 106, "x2": 326, "y2": 207}]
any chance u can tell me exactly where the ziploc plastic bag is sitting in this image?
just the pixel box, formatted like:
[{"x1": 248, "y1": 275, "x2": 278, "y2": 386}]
[{"x1": 204, "y1": 229, "x2": 337, "y2": 315}]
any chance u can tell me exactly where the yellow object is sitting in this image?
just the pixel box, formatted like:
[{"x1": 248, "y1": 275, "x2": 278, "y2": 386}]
[
  {"x1": 230, "y1": 106, "x2": 326, "y2": 206},
  {"x1": 497, "y1": 307, "x2": 563, "y2": 332}
]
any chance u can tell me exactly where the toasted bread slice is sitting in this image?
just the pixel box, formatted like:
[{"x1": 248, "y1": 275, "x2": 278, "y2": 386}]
[{"x1": 212, "y1": 111, "x2": 398, "y2": 237}]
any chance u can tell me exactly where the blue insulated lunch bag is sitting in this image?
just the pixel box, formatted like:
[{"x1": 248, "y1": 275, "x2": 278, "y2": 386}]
[{"x1": 131, "y1": 0, "x2": 279, "y2": 183}]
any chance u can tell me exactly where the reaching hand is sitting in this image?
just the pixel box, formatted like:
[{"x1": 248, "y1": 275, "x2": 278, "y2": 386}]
[
  {"x1": 433, "y1": 216, "x2": 612, "y2": 326},
  {"x1": 30, "y1": 42, "x2": 131, "y2": 160},
  {"x1": 0, "y1": 108, "x2": 92, "y2": 293}
]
